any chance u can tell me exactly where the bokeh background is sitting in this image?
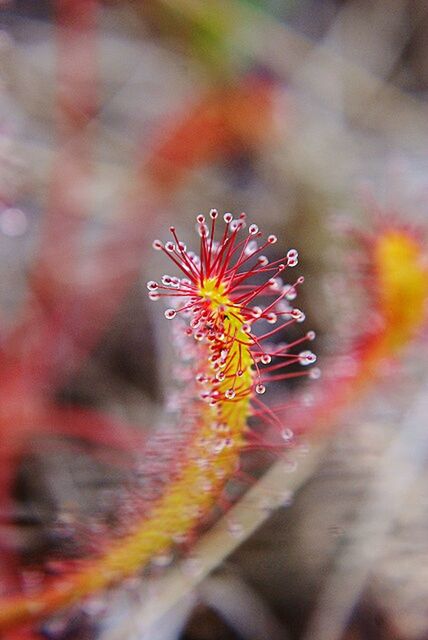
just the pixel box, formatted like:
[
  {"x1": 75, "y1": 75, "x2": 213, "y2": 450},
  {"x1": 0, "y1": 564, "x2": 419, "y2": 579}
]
[{"x1": 1, "y1": 1, "x2": 428, "y2": 639}]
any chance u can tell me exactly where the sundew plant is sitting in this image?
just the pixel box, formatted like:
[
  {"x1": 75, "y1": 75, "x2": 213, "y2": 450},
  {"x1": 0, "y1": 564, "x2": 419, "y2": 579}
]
[{"x1": 0, "y1": 210, "x2": 317, "y2": 631}]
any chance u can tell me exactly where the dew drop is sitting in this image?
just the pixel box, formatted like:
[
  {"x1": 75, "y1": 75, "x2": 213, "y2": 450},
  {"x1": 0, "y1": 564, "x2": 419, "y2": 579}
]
[
  {"x1": 291, "y1": 308, "x2": 305, "y2": 322},
  {"x1": 280, "y1": 490, "x2": 294, "y2": 507},
  {"x1": 245, "y1": 240, "x2": 258, "y2": 255},
  {"x1": 165, "y1": 309, "x2": 176, "y2": 319},
  {"x1": 261, "y1": 354, "x2": 271, "y2": 364},
  {"x1": 309, "y1": 367, "x2": 321, "y2": 379},
  {"x1": 266, "y1": 312, "x2": 277, "y2": 324},
  {"x1": 227, "y1": 520, "x2": 244, "y2": 538},
  {"x1": 302, "y1": 392, "x2": 314, "y2": 407},
  {"x1": 212, "y1": 422, "x2": 225, "y2": 433},
  {"x1": 268, "y1": 234, "x2": 277, "y2": 244},
  {"x1": 225, "y1": 389, "x2": 236, "y2": 399},
  {"x1": 213, "y1": 439, "x2": 226, "y2": 453},
  {"x1": 152, "y1": 239, "x2": 163, "y2": 250},
  {"x1": 284, "y1": 284, "x2": 297, "y2": 301},
  {"x1": 281, "y1": 427, "x2": 294, "y2": 441},
  {"x1": 258, "y1": 255, "x2": 268, "y2": 266},
  {"x1": 249, "y1": 223, "x2": 259, "y2": 235},
  {"x1": 198, "y1": 223, "x2": 209, "y2": 238},
  {"x1": 210, "y1": 208, "x2": 218, "y2": 219},
  {"x1": 165, "y1": 241, "x2": 175, "y2": 251},
  {"x1": 152, "y1": 553, "x2": 173, "y2": 568},
  {"x1": 306, "y1": 330, "x2": 316, "y2": 341},
  {"x1": 224, "y1": 212, "x2": 233, "y2": 223},
  {"x1": 146, "y1": 280, "x2": 158, "y2": 290},
  {"x1": 196, "y1": 214, "x2": 205, "y2": 224},
  {"x1": 256, "y1": 383, "x2": 266, "y2": 394},
  {"x1": 299, "y1": 350, "x2": 317, "y2": 365},
  {"x1": 269, "y1": 277, "x2": 282, "y2": 291}
]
